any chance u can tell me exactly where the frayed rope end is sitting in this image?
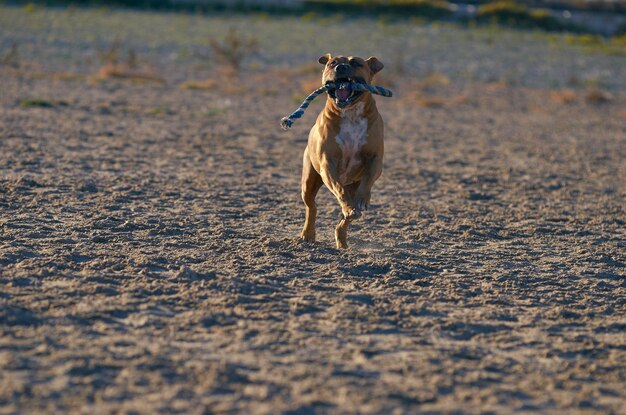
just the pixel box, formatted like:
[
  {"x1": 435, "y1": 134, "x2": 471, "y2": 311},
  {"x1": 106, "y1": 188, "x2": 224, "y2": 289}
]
[{"x1": 280, "y1": 117, "x2": 293, "y2": 130}]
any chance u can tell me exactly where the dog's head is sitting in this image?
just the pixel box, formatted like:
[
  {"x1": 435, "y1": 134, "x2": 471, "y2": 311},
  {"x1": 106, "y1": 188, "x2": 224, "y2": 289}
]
[{"x1": 318, "y1": 54, "x2": 384, "y2": 108}]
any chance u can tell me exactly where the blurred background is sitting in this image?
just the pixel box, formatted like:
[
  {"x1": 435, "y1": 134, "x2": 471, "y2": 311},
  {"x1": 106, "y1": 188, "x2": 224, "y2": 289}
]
[{"x1": 1, "y1": 0, "x2": 625, "y2": 91}]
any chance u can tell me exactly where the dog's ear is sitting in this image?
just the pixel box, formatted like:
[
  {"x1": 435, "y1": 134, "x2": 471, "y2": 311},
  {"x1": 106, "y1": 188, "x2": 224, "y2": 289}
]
[
  {"x1": 366, "y1": 56, "x2": 384, "y2": 74},
  {"x1": 318, "y1": 53, "x2": 332, "y2": 65}
]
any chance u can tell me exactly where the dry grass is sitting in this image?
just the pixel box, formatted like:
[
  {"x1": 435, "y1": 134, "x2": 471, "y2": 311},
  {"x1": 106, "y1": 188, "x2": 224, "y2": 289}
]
[
  {"x1": 482, "y1": 81, "x2": 509, "y2": 91},
  {"x1": 94, "y1": 63, "x2": 165, "y2": 83},
  {"x1": 585, "y1": 88, "x2": 614, "y2": 104},
  {"x1": 549, "y1": 89, "x2": 578, "y2": 104},
  {"x1": 403, "y1": 72, "x2": 469, "y2": 107},
  {"x1": 180, "y1": 79, "x2": 218, "y2": 90},
  {"x1": 417, "y1": 72, "x2": 451, "y2": 90}
]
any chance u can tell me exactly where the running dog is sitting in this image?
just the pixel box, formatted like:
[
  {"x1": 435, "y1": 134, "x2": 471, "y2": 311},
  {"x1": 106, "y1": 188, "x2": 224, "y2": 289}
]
[{"x1": 299, "y1": 54, "x2": 385, "y2": 249}]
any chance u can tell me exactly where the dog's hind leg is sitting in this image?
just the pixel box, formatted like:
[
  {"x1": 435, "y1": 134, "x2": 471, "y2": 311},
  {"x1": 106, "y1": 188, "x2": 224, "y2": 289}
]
[
  {"x1": 300, "y1": 146, "x2": 323, "y2": 242},
  {"x1": 355, "y1": 155, "x2": 382, "y2": 212}
]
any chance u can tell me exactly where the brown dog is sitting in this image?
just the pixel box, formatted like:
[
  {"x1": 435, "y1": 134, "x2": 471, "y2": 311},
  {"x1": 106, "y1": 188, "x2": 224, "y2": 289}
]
[{"x1": 300, "y1": 54, "x2": 385, "y2": 249}]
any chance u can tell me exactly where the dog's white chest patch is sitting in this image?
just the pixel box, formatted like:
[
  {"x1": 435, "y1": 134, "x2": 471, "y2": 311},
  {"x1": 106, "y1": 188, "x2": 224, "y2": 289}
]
[{"x1": 336, "y1": 103, "x2": 367, "y2": 184}]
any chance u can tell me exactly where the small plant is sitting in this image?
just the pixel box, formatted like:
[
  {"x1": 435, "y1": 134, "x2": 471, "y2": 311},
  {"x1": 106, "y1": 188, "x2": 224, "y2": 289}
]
[
  {"x1": 98, "y1": 39, "x2": 138, "y2": 68},
  {"x1": 204, "y1": 108, "x2": 225, "y2": 117},
  {"x1": 209, "y1": 28, "x2": 258, "y2": 73},
  {"x1": 99, "y1": 38, "x2": 120, "y2": 66},
  {"x1": 301, "y1": 12, "x2": 320, "y2": 22},
  {"x1": 96, "y1": 39, "x2": 163, "y2": 83},
  {"x1": 23, "y1": 2, "x2": 36, "y2": 13},
  {"x1": 21, "y1": 99, "x2": 68, "y2": 108},
  {"x1": 184, "y1": 29, "x2": 259, "y2": 92}
]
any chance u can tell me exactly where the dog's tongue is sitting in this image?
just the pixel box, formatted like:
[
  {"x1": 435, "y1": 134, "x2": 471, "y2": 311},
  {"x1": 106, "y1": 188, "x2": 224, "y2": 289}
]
[{"x1": 336, "y1": 88, "x2": 350, "y2": 102}]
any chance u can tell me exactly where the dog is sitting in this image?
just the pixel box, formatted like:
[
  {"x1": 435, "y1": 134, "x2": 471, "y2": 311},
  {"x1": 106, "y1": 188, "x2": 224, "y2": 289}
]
[{"x1": 299, "y1": 53, "x2": 385, "y2": 249}]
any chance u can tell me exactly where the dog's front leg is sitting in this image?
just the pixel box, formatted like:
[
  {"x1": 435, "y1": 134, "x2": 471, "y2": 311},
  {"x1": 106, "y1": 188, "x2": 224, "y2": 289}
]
[
  {"x1": 319, "y1": 158, "x2": 360, "y2": 220},
  {"x1": 319, "y1": 158, "x2": 360, "y2": 249},
  {"x1": 355, "y1": 154, "x2": 383, "y2": 211}
]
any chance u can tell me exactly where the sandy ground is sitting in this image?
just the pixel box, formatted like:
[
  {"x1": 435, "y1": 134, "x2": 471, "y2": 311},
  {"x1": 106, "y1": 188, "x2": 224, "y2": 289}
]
[{"x1": 1, "y1": 6, "x2": 626, "y2": 414}]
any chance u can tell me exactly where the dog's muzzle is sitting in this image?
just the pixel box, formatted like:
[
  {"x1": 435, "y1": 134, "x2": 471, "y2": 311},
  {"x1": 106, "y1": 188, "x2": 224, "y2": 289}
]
[{"x1": 326, "y1": 76, "x2": 366, "y2": 108}]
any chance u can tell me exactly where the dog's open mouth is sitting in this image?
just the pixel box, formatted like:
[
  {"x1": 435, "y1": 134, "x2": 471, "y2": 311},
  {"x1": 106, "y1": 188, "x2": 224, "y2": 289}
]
[{"x1": 326, "y1": 77, "x2": 366, "y2": 107}]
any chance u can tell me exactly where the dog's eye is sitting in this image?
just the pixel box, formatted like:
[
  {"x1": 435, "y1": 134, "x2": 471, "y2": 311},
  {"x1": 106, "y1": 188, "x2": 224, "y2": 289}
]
[
  {"x1": 349, "y1": 60, "x2": 362, "y2": 67},
  {"x1": 329, "y1": 60, "x2": 338, "y2": 67}
]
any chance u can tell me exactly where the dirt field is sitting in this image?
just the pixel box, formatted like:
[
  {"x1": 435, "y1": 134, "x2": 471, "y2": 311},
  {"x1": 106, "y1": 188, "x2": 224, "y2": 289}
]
[{"x1": 1, "y1": 6, "x2": 625, "y2": 414}]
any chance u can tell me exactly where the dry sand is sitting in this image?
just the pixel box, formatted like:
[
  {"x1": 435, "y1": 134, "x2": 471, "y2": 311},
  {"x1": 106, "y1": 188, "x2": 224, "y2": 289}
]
[{"x1": 1, "y1": 6, "x2": 625, "y2": 414}]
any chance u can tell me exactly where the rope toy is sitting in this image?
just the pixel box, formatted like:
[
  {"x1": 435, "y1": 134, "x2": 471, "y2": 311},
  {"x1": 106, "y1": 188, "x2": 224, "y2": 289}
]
[{"x1": 281, "y1": 82, "x2": 393, "y2": 130}]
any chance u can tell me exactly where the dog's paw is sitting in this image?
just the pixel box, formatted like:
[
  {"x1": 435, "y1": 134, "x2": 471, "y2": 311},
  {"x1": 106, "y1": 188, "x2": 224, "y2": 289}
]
[
  {"x1": 355, "y1": 190, "x2": 371, "y2": 212},
  {"x1": 356, "y1": 200, "x2": 369, "y2": 211},
  {"x1": 299, "y1": 231, "x2": 316, "y2": 243},
  {"x1": 343, "y1": 208, "x2": 362, "y2": 221}
]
